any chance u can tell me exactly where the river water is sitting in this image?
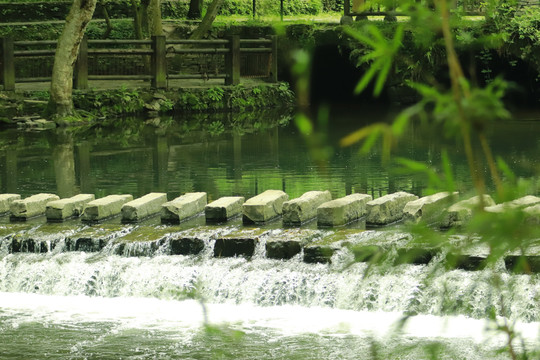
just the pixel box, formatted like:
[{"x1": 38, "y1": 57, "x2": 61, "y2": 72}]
[{"x1": 1, "y1": 108, "x2": 540, "y2": 358}]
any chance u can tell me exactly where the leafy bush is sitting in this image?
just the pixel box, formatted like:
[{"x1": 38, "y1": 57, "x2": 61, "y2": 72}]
[{"x1": 219, "y1": 0, "x2": 323, "y2": 16}]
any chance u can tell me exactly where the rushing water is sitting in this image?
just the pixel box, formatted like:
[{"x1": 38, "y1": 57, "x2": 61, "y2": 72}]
[
  {"x1": 1, "y1": 228, "x2": 540, "y2": 359},
  {"x1": 1, "y1": 108, "x2": 540, "y2": 358}
]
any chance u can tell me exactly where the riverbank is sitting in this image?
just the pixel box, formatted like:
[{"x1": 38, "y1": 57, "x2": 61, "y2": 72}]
[{"x1": 0, "y1": 80, "x2": 295, "y2": 128}]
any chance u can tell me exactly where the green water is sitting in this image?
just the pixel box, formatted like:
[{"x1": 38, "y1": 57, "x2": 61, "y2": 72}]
[{"x1": 1, "y1": 107, "x2": 539, "y2": 200}]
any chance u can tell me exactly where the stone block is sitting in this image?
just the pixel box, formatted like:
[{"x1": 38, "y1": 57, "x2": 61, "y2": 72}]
[
  {"x1": 485, "y1": 195, "x2": 540, "y2": 213},
  {"x1": 317, "y1": 193, "x2": 372, "y2": 227},
  {"x1": 243, "y1": 190, "x2": 289, "y2": 224},
  {"x1": 161, "y1": 192, "x2": 207, "y2": 224},
  {"x1": 439, "y1": 195, "x2": 496, "y2": 228},
  {"x1": 10, "y1": 193, "x2": 60, "y2": 220},
  {"x1": 205, "y1": 196, "x2": 245, "y2": 222},
  {"x1": 403, "y1": 192, "x2": 458, "y2": 224},
  {"x1": 283, "y1": 190, "x2": 332, "y2": 225},
  {"x1": 82, "y1": 194, "x2": 134, "y2": 222},
  {"x1": 366, "y1": 191, "x2": 419, "y2": 225},
  {"x1": 214, "y1": 228, "x2": 268, "y2": 258},
  {"x1": 0, "y1": 194, "x2": 20, "y2": 214},
  {"x1": 46, "y1": 194, "x2": 95, "y2": 221},
  {"x1": 122, "y1": 192, "x2": 168, "y2": 223},
  {"x1": 266, "y1": 229, "x2": 322, "y2": 259}
]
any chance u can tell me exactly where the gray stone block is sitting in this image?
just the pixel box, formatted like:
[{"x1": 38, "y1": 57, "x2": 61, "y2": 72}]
[
  {"x1": 205, "y1": 196, "x2": 245, "y2": 222},
  {"x1": 10, "y1": 193, "x2": 60, "y2": 220},
  {"x1": 82, "y1": 194, "x2": 134, "y2": 222},
  {"x1": 283, "y1": 190, "x2": 332, "y2": 225},
  {"x1": 439, "y1": 194, "x2": 496, "y2": 228},
  {"x1": 485, "y1": 195, "x2": 540, "y2": 213},
  {"x1": 46, "y1": 194, "x2": 95, "y2": 221},
  {"x1": 122, "y1": 192, "x2": 168, "y2": 223},
  {"x1": 0, "y1": 194, "x2": 20, "y2": 214},
  {"x1": 161, "y1": 192, "x2": 207, "y2": 223},
  {"x1": 403, "y1": 192, "x2": 458, "y2": 224},
  {"x1": 243, "y1": 190, "x2": 289, "y2": 224},
  {"x1": 366, "y1": 192, "x2": 418, "y2": 225},
  {"x1": 317, "y1": 193, "x2": 372, "y2": 227}
]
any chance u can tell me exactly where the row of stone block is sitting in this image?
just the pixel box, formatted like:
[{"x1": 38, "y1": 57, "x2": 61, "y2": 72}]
[
  {"x1": 3, "y1": 190, "x2": 540, "y2": 229},
  {"x1": 0, "y1": 192, "x2": 210, "y2": 224},
  {"x1": 6, "y1": 224, "x2": 540, "y2": 273}
]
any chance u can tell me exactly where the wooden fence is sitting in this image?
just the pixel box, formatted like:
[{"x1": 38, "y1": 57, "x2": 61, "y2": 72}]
[{"x1": 0, "y1": 35, "x2": 278, "y2": 91}]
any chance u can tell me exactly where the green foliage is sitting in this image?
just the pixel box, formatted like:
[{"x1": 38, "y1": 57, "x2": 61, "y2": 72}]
[
  {"x1": 74, "y1": 87, "x2": 145, "y2": 117},
  {"x1": 219, "y1": 0, "x2": 323, "y2": 16},
  {"x1": 345, "y1": 24, "x2": 404, "y2": 96},
  {"x1": 294, "y1": 3, "x2": 540, "y2": 356}
]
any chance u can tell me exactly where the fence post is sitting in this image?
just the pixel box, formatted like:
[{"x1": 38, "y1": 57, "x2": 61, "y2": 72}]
[
  {"x1": 269, "y1": 35, "x2": 278, "y2": 83},
  {"x1": 225, "y1": 35, "x2": 240, "y2": 86},
  {"x1": 74, "y1": 35, "x2": 88, "y2": 90},
  {"x1": 151, "y1": 35, "x2": 167, "y2": 89},
  {"x1": 1, "y1": 37, "x2": 15, "y2": 91}
]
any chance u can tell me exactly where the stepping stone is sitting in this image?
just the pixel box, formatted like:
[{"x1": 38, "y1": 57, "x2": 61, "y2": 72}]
[
  {"x1": 366, "y1": 191, "x2": 418, "y2": 225},
  {"x1": 243, "y1": 190, "x2": 289, "y2": 224},
  {"x1": 439, "y1": 194, "x2": 496, "y2": 228},
  {"x1": 0, "y1": 194, "x2": 20, "y2": 215},
  {"x1": 485, "y1": 195, "x2": 540, "y2": 213},
  {"x1": 82, "y1": 194, "x2": 134, "y2": 222},
  {"x1": 317, "y1": 193, "x2": 372, "y2": 227},
  {"x1": 10, "y1": 193, "x2": 60, "y2": 220},
  {"x1": 122, "y1": 192, "x2": 168, "y2": 223},
  {"x1": 266, "y1": 229, "x2": 322, "y2": 259},
  {"x1": 403, "y1": 192, "x2": 458, "y2": 224},
  {"x1": 46, "y1": 194, "x2": 95, "y2": 221},
  {"x1": 205, "y1": 196, "x2": 245, "y2": 222},
  {"x1": 214, "y1": 228, "x2": 268, "y2": 258},
  {"x1": 161, "y1": 192, "x2": 207, "y2": 224},
  {"x1": 283, "y1": 190, "x2": 332, "y2": 225}
]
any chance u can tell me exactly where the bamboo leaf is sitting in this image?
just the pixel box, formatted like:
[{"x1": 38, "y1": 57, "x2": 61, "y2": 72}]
[
  {"x1": 374, "y1": 60, "x2": 391, "y2": 96},
  {"x1": 354, "y1": 64, "x2": 379, "y2": 94},
  {"x1": 340, "y1": 123, "x2": 382, "y2": 147},
  {"x1": 441, "y1": 149, "x2": 455, "y2": 192}
]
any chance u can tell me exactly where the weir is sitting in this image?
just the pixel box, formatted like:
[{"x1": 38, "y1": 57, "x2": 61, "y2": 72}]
[{"x1": 1, "y1": 190, "x2": 540, "y2": 271}]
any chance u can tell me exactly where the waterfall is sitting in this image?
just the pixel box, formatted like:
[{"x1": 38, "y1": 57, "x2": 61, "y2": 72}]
[
  {"x1": 1, "y1": 232, "x2": 540, "y2": 322},
  {"x1": 1, "y1": 224, "x2": 540, "y2": 359}
]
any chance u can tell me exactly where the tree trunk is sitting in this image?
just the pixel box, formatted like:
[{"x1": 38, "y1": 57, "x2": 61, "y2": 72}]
[
  {"x1": 189, "y1": 0, "x2": 224, "y2": 40},
  {"x1": 50, "y1": 0, "x2": 97, "y2": 118},
  {"x1": 101, "y1": 0, "x2": 113, "y2": 38},
  {"x1": 187, "y1": 0, "x2": 203, "y2": 19},
  {"x1": 147, "y1": 0, "x2": 163, "y2": 36}
]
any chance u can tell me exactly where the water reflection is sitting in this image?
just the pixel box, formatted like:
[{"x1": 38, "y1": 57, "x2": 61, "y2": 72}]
[{"x1": 0, "y1": 108, "x2": 539, "y2": 200}]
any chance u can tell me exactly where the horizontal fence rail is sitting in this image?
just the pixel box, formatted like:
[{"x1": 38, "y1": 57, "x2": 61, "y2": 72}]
[{"x1": 0, "y1": 35, "x2": 278, "y2": 91}]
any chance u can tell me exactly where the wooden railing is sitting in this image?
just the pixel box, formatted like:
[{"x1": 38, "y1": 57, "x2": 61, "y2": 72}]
[{"x1": 0, "y1": 35, "x2": 278, "y2": 91}]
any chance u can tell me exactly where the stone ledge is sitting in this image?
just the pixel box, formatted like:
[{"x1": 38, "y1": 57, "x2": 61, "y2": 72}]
[
  {"x1": 122, "y1": 192, "x2": 168, "y2": 223},
  {"x1": 366, "y1": 192, "x2": 419, "y2": 225},
  {"x1": 283, "y1": 190, "x2": 331, "y2": 225},
  {"x1": 161, "y1": 192, "x2": 207, "y2": 224},
  {"x1": 317, "y1": 193, "x2": 372, "y2": 227},
  {"x1": 82, "y1": 194, "x2": 134, "y2": 223},
  {"x1": 243, "y1": 190, "x2": 289, "y2": 224}
]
